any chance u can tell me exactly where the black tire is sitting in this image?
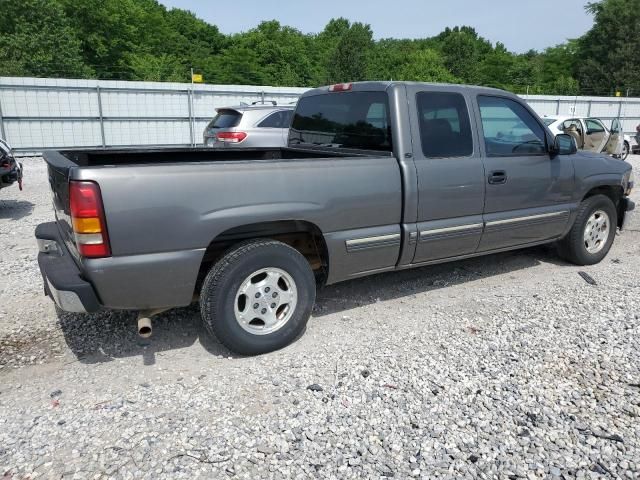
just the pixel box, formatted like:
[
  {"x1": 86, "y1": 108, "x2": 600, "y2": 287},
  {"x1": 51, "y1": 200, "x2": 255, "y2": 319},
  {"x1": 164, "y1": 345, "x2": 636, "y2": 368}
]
[
  {"x1": 199, "y1": 239, "x2": 315, "y2": 355},
  {"x1": 557, "y1": 194, "x2": 617, "y2": 265},
  {"x1": 622, "y1": 141, "x2": 630, "y2": 161}
]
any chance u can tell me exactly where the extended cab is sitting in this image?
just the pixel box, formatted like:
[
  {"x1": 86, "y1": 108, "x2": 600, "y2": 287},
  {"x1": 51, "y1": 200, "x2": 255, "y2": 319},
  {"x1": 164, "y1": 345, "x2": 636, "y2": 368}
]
[{"x1": 36, "y1": 82, "x2": 635, "y2": 354}]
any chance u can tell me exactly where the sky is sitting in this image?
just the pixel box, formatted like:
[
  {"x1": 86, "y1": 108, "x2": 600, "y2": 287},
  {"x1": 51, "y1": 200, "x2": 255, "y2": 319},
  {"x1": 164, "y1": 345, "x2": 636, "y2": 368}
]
[{"x1": 158, "y1": 0, "x2": 594, "y2": 53}]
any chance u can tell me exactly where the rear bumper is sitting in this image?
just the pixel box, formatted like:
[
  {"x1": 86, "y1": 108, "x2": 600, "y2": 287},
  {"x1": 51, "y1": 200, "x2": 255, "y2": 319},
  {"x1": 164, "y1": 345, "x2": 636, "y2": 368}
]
[{"x1": 35, "y1": 222, "x2": 101, "y2": 313}]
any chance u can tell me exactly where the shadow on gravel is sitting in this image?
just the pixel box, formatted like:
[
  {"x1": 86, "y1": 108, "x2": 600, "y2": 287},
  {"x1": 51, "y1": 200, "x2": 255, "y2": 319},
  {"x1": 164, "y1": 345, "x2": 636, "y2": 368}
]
[
  {"x1": 0, "y1": 199, "x2": 35, "y2": 221},
  {"x1": 55, "y1": 244, "x2": 567, "y2": 364},
  {"x1": 57, "y1": 304, "x2": 232, "y2": 365},
  {"x1": 314, "y1": 244, "x2": 567, "y2": 317}
]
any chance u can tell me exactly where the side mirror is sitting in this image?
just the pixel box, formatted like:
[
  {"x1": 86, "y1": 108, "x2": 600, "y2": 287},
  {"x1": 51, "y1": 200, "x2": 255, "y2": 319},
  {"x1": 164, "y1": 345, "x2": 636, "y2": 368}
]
[{"x1": 552, "y1": 134, "x2": 577, "y2": 156}]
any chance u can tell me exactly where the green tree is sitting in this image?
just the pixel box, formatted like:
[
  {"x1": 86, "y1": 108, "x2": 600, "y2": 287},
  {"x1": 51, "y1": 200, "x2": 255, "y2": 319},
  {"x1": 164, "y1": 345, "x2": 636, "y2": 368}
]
[
  {"x1": 0, "y1": 0, "x2": 90, "y2": 77},
  {"x1": 396, "y1": 49, "x2": 458, "y2": 83},
  {"x1": 576, "y1": 0, "x2": 640, "y2": 95},
  {"x1": 326, "y1": 21, "x2": 374, "y2": 83}
]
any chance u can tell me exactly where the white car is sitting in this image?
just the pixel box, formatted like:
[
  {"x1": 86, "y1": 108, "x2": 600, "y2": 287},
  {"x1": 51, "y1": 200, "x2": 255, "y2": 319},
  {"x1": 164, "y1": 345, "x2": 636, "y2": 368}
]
[{"x1": 542, "y1": 116, "x2": 632, "y2": 160}]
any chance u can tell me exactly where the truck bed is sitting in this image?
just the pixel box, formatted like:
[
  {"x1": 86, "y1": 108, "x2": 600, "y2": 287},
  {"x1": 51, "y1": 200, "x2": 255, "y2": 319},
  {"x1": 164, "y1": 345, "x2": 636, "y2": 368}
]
[{"x1": 56, "y1": 147, "x2": 373, "y2": 168}]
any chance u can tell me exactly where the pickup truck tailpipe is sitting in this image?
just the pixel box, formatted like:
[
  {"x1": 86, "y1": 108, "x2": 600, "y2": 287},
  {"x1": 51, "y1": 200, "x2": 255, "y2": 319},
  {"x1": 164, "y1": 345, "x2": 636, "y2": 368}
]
[{"x1": 136, "y1": 308, "x2": 169, "y2": 338}]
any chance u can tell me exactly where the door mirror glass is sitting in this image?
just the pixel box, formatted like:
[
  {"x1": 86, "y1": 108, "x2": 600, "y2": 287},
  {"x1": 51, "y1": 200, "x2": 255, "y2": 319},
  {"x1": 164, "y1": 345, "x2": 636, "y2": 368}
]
[{"x1": 554, "y1": 134, "x2": 577, "y2": 155}]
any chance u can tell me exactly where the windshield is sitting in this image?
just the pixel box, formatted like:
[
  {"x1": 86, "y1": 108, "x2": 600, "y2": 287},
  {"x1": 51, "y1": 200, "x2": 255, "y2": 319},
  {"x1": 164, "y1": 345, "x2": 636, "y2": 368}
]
[
  {"x1": 542, "y1": 118, "x2": 557, "y2": 126},
  {"x1": 208, "y1": 110, "x2": 242, "y2": 129},
  {"x1": 289, "y1": 91, "x2": 393, "y2": 152}
]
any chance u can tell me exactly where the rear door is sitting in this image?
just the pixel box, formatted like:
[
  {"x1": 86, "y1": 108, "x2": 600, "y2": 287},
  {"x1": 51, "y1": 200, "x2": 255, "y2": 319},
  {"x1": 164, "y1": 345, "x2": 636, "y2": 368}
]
[
  {"x1": 406, "y1": 86, "x2": 485, "y2": 264},
  {"x1": 475, "y1": 95, "x2": 574, "y2": 252},
  {"x1": 584, "y1": 118, "x2": 608, "y2": 152},
  {"x1": 253, "y1": 110, "x2": 292, "y2": 147}
]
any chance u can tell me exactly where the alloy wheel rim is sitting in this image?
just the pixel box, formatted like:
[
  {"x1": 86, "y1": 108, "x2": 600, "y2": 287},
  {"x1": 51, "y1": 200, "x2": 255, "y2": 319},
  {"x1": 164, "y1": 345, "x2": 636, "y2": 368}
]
[
  {"x1": 583, "y1": 209, "x2": 610, "y2": 254},
  {"x1": 233, "y1": 268, "x2": 298, "y2": 335}
]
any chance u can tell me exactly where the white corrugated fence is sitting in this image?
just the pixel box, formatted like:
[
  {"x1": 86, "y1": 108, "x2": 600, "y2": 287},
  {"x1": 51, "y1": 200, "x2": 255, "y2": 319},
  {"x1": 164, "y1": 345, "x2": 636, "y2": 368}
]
[{"x1": 1, "y1": 76, "x2": 639, "y2": 154}]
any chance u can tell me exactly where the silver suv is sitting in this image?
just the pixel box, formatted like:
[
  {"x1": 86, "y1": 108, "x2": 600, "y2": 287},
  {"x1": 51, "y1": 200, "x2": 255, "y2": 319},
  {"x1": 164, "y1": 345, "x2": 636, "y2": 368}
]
[{"x1": 203, "y1": 104, "x2": 294, "y2": 148}]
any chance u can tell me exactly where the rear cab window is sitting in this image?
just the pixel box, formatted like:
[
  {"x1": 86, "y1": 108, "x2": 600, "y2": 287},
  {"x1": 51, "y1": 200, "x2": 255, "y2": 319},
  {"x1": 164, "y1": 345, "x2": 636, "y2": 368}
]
[{"x1": 290, "y1": 91, "x2": 392, "y2": 152}]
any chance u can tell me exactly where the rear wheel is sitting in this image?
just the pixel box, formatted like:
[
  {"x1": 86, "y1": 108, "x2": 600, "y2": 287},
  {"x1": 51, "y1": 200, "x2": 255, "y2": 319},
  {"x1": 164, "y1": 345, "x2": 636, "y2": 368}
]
[
  {"x1": 557, "y1": 194, "x2": 617, "y2": 265},
  {"x1": 200, "y1": 239, "x2": 315, "y2": 355},
  {"x1": 621, "y1": 141, "x2": 630, "y2": 160}
]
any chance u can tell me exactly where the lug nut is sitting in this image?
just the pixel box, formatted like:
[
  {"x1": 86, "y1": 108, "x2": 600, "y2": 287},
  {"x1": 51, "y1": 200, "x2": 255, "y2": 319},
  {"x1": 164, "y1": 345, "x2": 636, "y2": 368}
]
[
  {"x1": 272, "y1": 292, "x2": 278, "y2": 298},
  {"x1": 255, "y1": 292, "x2": 261, "y2": 298},
  {"x1": 271, "y1": 303, "x2": 276, "y2": 308},
  {"x1": 253, "y1": 303, "x2": 259, "y2": 309},
  {"x1": 265, "y1": 287, "x2": 271, "y2": 293},
  {"x1": 261, "y1": 308, "x2": 267, "y2": 314}
]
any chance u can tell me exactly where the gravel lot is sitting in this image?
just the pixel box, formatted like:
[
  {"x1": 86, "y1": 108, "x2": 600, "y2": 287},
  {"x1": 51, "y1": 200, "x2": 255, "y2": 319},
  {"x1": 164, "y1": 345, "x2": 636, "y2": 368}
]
[{"x1": 1, "y1": 156, "x2": 639, "y2": 479}]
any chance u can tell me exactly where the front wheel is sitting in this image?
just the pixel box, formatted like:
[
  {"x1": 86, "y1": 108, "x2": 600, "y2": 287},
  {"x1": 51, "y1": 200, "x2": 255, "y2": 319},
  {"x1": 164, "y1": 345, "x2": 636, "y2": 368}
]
[
  {"x1": 200, "y1": 239, "x2": 316, "y2": 355},
  {"x1": 557, "y1": 194, "x2": 617, "y2": 265}
]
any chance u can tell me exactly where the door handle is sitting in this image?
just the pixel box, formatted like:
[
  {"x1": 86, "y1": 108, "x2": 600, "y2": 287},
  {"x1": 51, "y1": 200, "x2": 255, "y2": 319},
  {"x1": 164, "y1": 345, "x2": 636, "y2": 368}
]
[{"x1": 488, "y1": 170, "x2": 507, "y2": 185}]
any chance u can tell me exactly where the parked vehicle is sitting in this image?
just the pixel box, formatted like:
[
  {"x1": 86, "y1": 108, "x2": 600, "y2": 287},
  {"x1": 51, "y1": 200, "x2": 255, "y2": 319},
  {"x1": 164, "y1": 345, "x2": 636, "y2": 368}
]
[
  {"x1": 542, "y1": 116, "x2": 632, "y2": 160},
  {"x1": 36, "y1": 82, "x2": 635, "y2": 355},
  {"x1": 0, "y1": 139, "x2": 23, "y2": 192},
  {"x1": 203, "y1": 104, "x2": 294, "y2": 148}
]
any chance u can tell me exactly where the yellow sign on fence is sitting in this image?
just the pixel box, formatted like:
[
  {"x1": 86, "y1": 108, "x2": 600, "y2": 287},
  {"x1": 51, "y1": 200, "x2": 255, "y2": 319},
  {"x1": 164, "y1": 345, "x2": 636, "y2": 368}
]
[{"x1": 192, "y1": 73, "x2": 203, "y2": 83}]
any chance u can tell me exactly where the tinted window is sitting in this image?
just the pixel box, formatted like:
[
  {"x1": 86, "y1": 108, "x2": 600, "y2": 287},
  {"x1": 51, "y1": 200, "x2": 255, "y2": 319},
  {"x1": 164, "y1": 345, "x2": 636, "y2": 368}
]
[
  {"x1": 478, "y1": 96, "x2": 546, "y2": 156},
  {"x1": 209, "y1": 110, "x2": 242, "y2": 129},
  {"x1": 290, "y1": 91, "x2": 392, "y2": 151},
  {"x1": 417, "y1": 92, "x2": 473, "y2": 158},
  {"x1": 258, "y1": 110, "x2": 293, "y2": 128},
  {"x1": 542, "y1": 118, "x2": 556, "y2": 126},
  {"x1": 585, "y1": 119, "x2": 605, "y2": 133}
]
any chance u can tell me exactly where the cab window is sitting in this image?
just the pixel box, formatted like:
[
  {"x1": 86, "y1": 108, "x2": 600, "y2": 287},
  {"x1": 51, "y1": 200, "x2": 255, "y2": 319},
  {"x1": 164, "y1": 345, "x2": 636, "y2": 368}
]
[
  {"x1": 416, "y1": 92, "x2": 473, "y2": 158},
  {"x1": 478, "y1": 96, "x2": 546, "y2": 156}
]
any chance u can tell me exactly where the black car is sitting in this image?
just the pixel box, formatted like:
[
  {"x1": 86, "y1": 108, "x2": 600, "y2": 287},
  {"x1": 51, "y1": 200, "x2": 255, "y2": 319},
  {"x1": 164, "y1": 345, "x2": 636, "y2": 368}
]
[{"x1": 0, "y1": 139, "x2": 23, "y2": 191}]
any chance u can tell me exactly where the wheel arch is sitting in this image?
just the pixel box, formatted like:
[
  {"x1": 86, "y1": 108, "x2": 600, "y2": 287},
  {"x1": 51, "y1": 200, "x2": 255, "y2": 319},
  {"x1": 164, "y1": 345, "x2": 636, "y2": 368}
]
[{"x1": 195, "y1": 220, "x2": 329, "y2": 296}]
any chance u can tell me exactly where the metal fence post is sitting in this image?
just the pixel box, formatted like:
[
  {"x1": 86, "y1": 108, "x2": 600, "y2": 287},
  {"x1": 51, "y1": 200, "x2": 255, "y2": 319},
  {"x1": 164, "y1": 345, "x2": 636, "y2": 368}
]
[
  {"x1": 556, "y1": 99, "x2": 561, "y2": 115},
  {"x1": 587, "y1": 100, "x2": 592, "y2": 117},
  {"x1": 617, "y1": 99, "x2": 623, "y2": 119},
  {"x1": 0, "y1": 93, "x2": 6, "y2": 141},
  {"x1": 261, "y1": 91, "x2": 265, "y2": 104},
  {"x1": 96, "y1": 85, "x2": 106, "y2": 148},
  {"x1": 187, "y1": 89, "x2": 194, "y2": 147}
]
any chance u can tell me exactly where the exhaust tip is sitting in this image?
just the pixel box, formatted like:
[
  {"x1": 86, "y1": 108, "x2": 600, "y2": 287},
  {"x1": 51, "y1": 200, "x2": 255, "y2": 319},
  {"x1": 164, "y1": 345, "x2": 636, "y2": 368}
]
[{"x1": 137, "y1": 316, "x2": 152, "y2": 338}]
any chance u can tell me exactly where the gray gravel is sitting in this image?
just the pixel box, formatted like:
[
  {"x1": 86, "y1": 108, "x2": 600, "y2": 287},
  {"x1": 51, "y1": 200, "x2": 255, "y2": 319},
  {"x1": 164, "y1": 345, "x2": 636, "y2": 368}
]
[{"x1": 1, "y1": 156, "x2": 639, "y2": 479}]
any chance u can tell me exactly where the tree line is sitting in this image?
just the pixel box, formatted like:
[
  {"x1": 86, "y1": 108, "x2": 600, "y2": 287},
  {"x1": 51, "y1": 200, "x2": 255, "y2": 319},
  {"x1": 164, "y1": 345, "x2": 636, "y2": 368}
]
[{"x1": 0, "y1": 0, "x2": 638, "y2": 96}]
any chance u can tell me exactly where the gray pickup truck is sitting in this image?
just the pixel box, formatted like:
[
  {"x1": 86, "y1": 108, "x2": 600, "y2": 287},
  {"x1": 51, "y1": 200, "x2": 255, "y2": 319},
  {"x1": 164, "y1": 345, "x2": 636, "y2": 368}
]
[{"x1": 36, "y1": 82, "x2": 635, "y2": 355}]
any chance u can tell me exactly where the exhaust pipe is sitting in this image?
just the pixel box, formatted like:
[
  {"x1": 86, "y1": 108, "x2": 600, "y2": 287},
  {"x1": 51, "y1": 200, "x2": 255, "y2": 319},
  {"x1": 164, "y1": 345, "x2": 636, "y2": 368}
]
[
  {"x1": 136, "y1": 308, "x2": 169, "y2": 338},
  {"x1": 137, "y1": 315, "x2": 153, "y2": 338}
]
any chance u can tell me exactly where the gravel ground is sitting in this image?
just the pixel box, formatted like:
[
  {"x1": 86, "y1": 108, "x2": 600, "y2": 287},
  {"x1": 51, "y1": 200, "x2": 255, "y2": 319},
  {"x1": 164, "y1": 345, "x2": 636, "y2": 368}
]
[{"x1": 1, "y1": 156, "x2": 639, "y2": 479}]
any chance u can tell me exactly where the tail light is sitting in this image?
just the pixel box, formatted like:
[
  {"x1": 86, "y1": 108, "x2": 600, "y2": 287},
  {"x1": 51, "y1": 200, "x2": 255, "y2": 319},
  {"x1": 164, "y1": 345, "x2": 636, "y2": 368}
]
[
  {"x1": 1, "y1": 160, "x2": 9, "y2": 168},
  {"x1": 329, "y1": 83, "x2": 352, "y2": 92},
  {"x1": 216, "y1": 131, "x2": 247, "y2": 143},
  {"x1": 69, "y1": 180, "x2": 111, "y2": 258}
]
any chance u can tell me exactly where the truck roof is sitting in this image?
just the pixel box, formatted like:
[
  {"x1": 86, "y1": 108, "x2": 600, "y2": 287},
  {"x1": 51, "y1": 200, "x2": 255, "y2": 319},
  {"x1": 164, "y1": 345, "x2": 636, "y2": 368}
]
[{"x1": 300, "y1": 81, "x2": 515, "y2": 98}]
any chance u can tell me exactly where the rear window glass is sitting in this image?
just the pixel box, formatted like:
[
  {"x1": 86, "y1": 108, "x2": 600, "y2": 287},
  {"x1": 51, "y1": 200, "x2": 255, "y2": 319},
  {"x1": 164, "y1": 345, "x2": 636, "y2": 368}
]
[
  {"x1": 290, "y1": 91, "x2": 392, "y2": 151},
  {"x1": 258, "y1": 110, "x2": 293, "y2": 128},
  {"x1": 417, "y1": 92, "x2": 473, "y2": 158},
  {"x1": 209, "y1": 110, "x2": 242, "y2": 129}
]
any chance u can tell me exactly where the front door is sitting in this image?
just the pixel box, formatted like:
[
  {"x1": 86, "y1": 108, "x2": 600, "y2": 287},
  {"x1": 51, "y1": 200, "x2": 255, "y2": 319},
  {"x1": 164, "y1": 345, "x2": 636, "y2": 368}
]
[
  {"x1": 604, "y1": 118, "x2": 623, "y2": 155},
  {"x1": 475, "y1": 95, "x2": 575, "y2": 252},
  {"x1": 407, "y1": 86, "x2": 485, "y2": 264}
]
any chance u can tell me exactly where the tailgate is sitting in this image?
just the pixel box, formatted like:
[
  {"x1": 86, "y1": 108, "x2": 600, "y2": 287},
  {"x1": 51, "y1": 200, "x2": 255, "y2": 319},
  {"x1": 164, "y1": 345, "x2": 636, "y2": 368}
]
[{"x1": 43, "y1": 151, "x2": 80, "y2": 258}]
